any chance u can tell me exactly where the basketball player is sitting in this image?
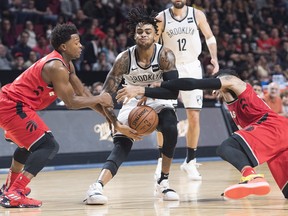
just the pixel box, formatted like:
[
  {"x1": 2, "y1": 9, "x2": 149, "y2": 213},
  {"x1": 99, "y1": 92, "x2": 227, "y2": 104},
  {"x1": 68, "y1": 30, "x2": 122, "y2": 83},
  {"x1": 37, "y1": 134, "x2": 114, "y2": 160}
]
[
  {"x1": 154, "y1": 0, "x2": 219, "y2": 180},
  {"x1": 0, "y1": 23, "x2": 116, "y2": 208},
  {"x1": 84, "y1": 7, "x2": 181, "y2": 205},
  {"x1": 118, "y1": 68, "x2": 288, "y2": 199}
]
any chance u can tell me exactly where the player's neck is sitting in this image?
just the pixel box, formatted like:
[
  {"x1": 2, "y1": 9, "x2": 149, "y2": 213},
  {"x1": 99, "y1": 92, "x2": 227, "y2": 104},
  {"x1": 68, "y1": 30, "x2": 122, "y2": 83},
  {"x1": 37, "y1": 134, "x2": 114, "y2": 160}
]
[
  {"x1": 171, "y1": 5, "x2": 187, "y2": 19},
  {"x1": 135, "y1": 46, "x2": 155, "y2": 67}
]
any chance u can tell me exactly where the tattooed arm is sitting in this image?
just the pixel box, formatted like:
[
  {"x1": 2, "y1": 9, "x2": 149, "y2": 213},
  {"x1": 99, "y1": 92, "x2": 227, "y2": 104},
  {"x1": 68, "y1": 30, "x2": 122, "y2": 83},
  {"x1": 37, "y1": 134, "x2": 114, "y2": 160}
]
[{"x1": 99, "y1": 51, "x2": 142, "y2": 140}]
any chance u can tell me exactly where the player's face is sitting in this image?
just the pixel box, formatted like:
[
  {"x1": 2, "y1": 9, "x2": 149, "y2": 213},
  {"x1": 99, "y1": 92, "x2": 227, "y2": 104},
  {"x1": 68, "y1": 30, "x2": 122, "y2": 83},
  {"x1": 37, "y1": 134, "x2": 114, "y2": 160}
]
[
  {"x1": 172, "y1": 0, "x2": 186, "y2": 9},
  {"x1": 64, "y1": 34, "x2": 83, "y2": 59},
  {"x1": 134, "y1": 23, "x2": 156, "y2": 49}
]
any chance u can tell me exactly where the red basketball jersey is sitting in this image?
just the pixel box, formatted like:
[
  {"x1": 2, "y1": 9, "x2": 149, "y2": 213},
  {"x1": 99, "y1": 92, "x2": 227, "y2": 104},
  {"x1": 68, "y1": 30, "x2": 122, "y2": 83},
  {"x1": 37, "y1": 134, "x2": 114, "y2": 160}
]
[
  {"x1": 226, "y1": 84, "x2": 278, "y2": 128},
  {"x1": 1, "y1": 50, "x2": 69, "y2": 110}
]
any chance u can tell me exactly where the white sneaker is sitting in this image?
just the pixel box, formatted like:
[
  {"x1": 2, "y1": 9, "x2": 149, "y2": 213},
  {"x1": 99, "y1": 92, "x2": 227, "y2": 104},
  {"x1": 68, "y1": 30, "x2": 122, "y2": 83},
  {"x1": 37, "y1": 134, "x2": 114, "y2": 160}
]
[
  {"x1": 154, "y1": 179, "x2": 179, "y2": 201},
  {"x1": 180, "y1": 159, "x2": 202, "y2": 181},
  {"x1": 84, "y1": 182, "x2": 108, "y2": 205},
  {"x1": 154, "y1": 158, "x2": 162, "y2": 180}
]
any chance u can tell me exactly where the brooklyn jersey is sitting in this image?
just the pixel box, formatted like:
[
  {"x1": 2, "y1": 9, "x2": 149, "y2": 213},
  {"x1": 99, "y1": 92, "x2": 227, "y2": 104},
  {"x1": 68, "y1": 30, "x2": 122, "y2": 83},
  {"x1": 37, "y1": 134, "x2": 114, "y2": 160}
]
[
  {"x1": 124, "y1": 43, "x2": 164, "y2": 86},
  {"x1": 160, "y1": 7, "x2": 201, "y2": 63},
  {"x1": 1, "y1": 50, "x2": 69, "y2": 110}
]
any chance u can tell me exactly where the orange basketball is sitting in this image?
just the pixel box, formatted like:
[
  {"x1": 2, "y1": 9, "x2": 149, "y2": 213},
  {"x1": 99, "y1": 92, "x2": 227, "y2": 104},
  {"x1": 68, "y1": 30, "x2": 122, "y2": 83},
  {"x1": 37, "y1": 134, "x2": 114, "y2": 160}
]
[{"x1": 128, "y1": 105, "x2": 159, "y2": 135}]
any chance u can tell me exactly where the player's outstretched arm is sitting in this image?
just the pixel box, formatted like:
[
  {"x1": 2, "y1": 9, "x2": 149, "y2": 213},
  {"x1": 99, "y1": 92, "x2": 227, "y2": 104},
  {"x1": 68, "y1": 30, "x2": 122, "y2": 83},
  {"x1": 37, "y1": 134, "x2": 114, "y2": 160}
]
[{"x1": 43, "y1": 60, "x2": 113, "y2": 109}]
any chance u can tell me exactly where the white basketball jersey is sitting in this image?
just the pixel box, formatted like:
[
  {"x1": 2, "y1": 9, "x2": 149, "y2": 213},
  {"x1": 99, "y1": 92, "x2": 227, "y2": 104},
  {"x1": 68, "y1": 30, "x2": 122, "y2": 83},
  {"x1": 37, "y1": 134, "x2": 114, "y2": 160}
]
[
  {"x1": 124, "y1": 43, "x2": 164, "y2": 87},
  {"x1": 160, "y1": 7, "x2": 201, "y2": 63}
]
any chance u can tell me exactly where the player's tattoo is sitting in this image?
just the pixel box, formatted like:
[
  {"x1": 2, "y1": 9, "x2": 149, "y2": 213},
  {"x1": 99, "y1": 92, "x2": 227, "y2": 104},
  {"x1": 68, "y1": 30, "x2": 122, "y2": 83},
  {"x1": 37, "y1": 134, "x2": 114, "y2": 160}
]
[
  {"x1": 102, "y1": 52, "x2": 129, "y2": 94},
  {"x1": 101, "y1": 52, "x2": 129, "y2": 125},
  {"x1": 159, "y1": 48, "x2": 177, "y2": 72}
]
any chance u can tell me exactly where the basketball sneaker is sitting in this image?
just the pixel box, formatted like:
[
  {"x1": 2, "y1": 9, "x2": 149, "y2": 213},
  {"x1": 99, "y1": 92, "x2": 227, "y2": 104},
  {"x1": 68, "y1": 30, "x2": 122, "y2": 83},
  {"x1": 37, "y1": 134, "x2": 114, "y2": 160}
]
[
  {"x1": 1, "y1": 189, "x2": 42, "y2": 208},
  {"x1": 223, "y1": 174, "x2": 271, "y2": 199},
  {"x1": 180, "y1": 159, "x2": 202, "y2": 181},
  {"x1": 154, "y1": 179, "x2": 179, "y2": 201},
  {"x1": 84, "y1": 182, "x2": 108, "y2": 205},
  {"x1": 0, "y1": 184, "x2": 31, "y2": 196},
  {"x1": 154, "y1": 158, "x2": 162, "y2": 180}
]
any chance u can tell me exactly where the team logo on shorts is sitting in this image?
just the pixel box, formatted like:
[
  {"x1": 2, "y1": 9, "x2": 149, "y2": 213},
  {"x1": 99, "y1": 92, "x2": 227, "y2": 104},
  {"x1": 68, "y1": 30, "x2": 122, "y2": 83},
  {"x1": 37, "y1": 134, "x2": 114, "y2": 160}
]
[
  {"x1": 26, "y1": 120, "x2": 38, "y2": 132},
  {"x1": 196, "y1": 95, "x2": 202, "y2": 106}
]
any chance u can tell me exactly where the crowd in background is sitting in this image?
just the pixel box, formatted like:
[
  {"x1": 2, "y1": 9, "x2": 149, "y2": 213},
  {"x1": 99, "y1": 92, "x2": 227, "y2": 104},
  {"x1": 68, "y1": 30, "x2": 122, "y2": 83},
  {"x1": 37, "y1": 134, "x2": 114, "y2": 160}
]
[{"x1": 0, "y1": 0, "x2": 288, "y2": 109}]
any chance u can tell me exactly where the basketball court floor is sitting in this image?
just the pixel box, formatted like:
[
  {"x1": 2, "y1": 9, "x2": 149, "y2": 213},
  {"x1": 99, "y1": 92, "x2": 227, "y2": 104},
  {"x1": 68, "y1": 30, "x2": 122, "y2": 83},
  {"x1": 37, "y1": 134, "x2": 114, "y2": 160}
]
[{"x1": 0, "y1": 159, "x2": 287, "y2": 216}]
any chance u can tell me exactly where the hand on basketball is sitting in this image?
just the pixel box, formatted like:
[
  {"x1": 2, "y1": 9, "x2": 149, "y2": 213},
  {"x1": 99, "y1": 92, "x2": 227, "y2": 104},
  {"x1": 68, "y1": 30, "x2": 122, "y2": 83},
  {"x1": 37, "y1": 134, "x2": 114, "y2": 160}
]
[
  {"x1": 116, "y1": 85, "x2": 145, "y2": 104},
  {"x1": 114, "y1": 121, "x2": 142, "y2": 141},
  {"x1": 137, "y1": 96, "x2": 147, "y2": 106}
]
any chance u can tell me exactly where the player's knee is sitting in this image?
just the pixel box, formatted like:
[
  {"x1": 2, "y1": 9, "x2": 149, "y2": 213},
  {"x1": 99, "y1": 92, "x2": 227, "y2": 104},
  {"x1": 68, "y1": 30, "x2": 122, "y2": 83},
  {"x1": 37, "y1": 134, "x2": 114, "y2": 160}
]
[
  {"x1": 216, "y1": 137, "x2": 235, "y2": 159},
  {"x1": 13, "y1": 147, "x2": 31, "y2": 164},
  {"x1": 104, "y1": 136, "x2": 133, "y2": 176},
  {"x1": 216, "y1": 139, "x2": 228, "y2": 158}
]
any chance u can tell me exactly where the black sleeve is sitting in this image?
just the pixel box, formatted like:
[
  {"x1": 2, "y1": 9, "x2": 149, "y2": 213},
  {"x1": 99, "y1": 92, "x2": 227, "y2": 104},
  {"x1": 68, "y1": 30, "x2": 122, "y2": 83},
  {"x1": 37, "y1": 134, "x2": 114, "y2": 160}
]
[
  {"x1": 162, "y1": 70, "x2": 178, "y2": 81},
  {"x1": 143, "y1": 69, "x2": 179, "y2": 99},
  {"x1": 144, "y1": 87, "x2": 179, "y2": 99},
  {"x1": 160, "y1": 78, "x2": 222, "y2": 91}
]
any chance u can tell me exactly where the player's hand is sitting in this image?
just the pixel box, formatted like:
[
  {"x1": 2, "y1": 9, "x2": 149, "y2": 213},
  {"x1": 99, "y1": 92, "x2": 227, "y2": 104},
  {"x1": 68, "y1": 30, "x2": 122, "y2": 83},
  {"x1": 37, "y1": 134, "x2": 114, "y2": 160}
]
[
  {"x1": 114, "y1": 121, "x2": 142, "y2": 141},
  {"x1": 211, "y1": 58, "x2": 219, "y2": 74},
  {"x1": 150, "y1": 82, "x2": 161, "y2": 88},
  {"x1": 116, "y1": 85, "x2": 145, "y2": 104},
  {"x1": 137, "y1": 96, "x2": 147, "y2": 106},
  {"x1": 98, "y1": 92, "x2": 114, "y2": 108}
]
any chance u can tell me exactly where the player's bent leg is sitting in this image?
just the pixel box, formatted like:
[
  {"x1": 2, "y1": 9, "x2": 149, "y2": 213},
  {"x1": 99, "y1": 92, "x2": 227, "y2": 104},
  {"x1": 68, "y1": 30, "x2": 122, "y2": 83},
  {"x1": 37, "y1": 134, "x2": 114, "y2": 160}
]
[
  {"x1": 85, "y1": 136, "x2": 133, "y2": 205},
  {"x1": 223, "y1": 174, "x2": 270, "y2": 199}
]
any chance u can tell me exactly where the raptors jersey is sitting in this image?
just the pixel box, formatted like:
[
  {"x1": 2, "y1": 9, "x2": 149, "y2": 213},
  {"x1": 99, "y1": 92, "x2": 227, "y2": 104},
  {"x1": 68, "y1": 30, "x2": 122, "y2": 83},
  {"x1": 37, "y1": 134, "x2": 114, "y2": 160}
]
[
  {"x1": 226, "y1": 84, "x2": 278, "y2": 128},
  {"x1": 160, "y1": 7, "x2": 201, "y2": 63},
  {"x1": 1, "y1": 50, "x2": 68, "y2": 110},
  {"x1": 124, "y1": 44, "x2": 164, "y2": 86},
  {"x1": 227, "y1": 84, "x2": 288, "y2": 196}
]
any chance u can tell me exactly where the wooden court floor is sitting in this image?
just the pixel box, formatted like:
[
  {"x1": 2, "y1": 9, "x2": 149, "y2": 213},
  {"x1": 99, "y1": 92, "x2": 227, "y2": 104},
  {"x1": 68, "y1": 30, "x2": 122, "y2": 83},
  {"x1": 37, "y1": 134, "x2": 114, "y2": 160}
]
[{"x1": 0, "y1": 160, "x2": 287, "y2": 216}]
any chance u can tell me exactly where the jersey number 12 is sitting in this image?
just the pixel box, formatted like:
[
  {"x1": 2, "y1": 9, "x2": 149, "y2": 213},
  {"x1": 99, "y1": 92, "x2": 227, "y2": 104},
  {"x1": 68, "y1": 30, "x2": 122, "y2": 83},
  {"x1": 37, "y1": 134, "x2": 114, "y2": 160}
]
[{"x1": 177, "y1": 38, "x2": 187, "y2": 51}]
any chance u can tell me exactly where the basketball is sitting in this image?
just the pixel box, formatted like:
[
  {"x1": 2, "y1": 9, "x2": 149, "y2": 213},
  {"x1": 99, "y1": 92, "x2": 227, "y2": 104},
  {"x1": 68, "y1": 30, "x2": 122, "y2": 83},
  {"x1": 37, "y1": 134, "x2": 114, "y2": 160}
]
[{"x1": 128, "y1": 105, "x2": 159, "y2": 135}]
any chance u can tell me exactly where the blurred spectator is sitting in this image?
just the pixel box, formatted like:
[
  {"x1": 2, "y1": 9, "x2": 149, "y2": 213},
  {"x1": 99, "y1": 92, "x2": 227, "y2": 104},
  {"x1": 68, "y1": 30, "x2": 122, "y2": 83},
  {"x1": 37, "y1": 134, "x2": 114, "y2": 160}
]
[
  {"x1": 280, "y1": 90, "x2": 288, "y2": 118},
  {"x1": 116, "y1": 33, "x2": 130, "y2": 53},
  {"x1": 72, "y1": 9, "x2": 89, "y2": 31},
  {"x1": 101, "y1": 37, "x2": 117, "y2": 65},
  {"x1": 92, "y1": 51, "x2": 112, "y2": 71},
  {"x1": 34, "y1": 0, "x2": 58, "y2": 25},
  {"x1": 255, "y1": 55, "x2": 270, "y2": 84},
  {"x1": 60, "y1": 0, "x2": 80, "y2": 21},
  {"x1": 91, "y1": 81, "x2": 103, "y2": 96},
  {"x1": 82, "y1": 0, "x2": 108, "y2": 23},
  {"x1": 12, "y1": 52, "x2": 25, "y2": 71},
  {"x1": 81, "y1": 35, "x2": 100, "y2": 70},
  {"x1": 23, "y1": 20, "x2": 37, "y2": 48},
  {"x1": 251, "y1": 80, "x2": 264, "y2": 98},
  {"x1": 0, "y1": 43, "x2": 13, "y2": 70},
  {"x1": 256, "y1": 30, "x2": 273, "y2": 54},
  {"x1": 23, "y1": 50, "x2": 38, "y2": 69},
  {"x1": 1, "y1": 18, "x2": 17, "y2": 49},
  {"x1": 263, "y1": 82, "x2": 283, "y2": 114},
  {"x1": 33, "y1": 35, "x2": 52, "y2": 58},
  {"x1": 11, "y1": 31, "x2": 32, "y2": 61}
]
